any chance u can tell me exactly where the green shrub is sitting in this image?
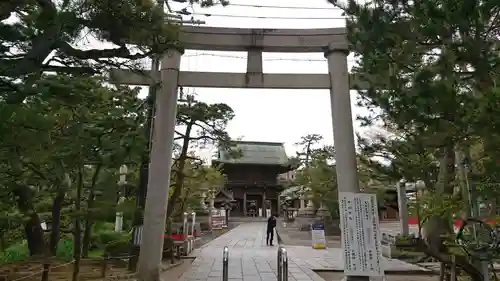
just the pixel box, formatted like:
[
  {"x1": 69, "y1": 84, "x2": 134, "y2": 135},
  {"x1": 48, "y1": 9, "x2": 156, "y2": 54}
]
[
  {"x1": 97, "y1": 231, "x2": 129, "y2": 246},
  {"x1": 93, "y1": 222, "x2": 115, "y2": 233},
  {"x1": 105, "y1": 239, "x2": 130, "y2": 257},
  {"x1": 88, "y1": 249, "x2": 104, "y2": 257},
  {"x1": 102, "y1": 231, "x2": 131, "y2": 257},
  {"x1": 56, "y1": 239, "x2": 73, "y2": 258},
  {"x1": 89, "y1": 222, "x2": 115, "y2": 247},
  {"x1": 0, "y1": 241, "x2": 29, "y2": 262}
]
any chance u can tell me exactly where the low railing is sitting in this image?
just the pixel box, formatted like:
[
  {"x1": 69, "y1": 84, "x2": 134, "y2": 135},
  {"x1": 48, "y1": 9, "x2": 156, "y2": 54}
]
[
  {"x1": 277, "y1": 246, "x2": 288, "y2": 281},
  {"x1": 222, "y1": 246, "x2": 229, "y2": 281}
]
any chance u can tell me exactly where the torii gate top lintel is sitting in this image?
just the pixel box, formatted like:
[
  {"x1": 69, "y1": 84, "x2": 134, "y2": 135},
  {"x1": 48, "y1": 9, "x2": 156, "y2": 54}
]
[{"x1": 179, "y1": 25, "x2": 348, "y2": 52}]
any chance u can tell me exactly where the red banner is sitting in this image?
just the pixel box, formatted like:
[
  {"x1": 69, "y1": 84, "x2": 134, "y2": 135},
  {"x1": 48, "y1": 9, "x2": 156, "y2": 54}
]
[{"x1": 408, "y1": 216, "x2": 500, "y2": 227}]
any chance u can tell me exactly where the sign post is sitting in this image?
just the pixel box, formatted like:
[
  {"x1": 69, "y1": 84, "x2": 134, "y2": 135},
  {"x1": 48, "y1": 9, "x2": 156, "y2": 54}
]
[
  {"x1": 211, "y1": 209, "x2": 226, "y2": 230},
  {"x1": 311, "y1": 222, "x2": 327, "y2": 249},
  {"x1": 339, "y1": 192, "x2": 384, "y2": 277}
]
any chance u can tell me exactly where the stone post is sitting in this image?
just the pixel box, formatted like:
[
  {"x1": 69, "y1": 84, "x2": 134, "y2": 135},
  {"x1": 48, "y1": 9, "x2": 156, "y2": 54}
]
[
  {"x1": 208, "y1": 196, "x2": 215, "y2": 231},
  {"x1": 262, "y1": 191, "x2": 266, "y2": 217},
  {"x1": 137, "y1": 49, "x2": 182, "y2": 281},
  {"x1": 243, "y1": 191, "x2": 247, "y2": 216},
  {"x1": 183, "y1": 212, "x2": 189, "y2": 254},
  {"x1": 397, "y1": 181, "x2": 409, "y2": 236},
  {"x1": 325, "y1": 43, "x2": 369, "y2": 281},
  {"x1": 277, "y1": 195, "x2": 281, "y2": 217},
  {"x1": 191, "y1": 212, "x2": 196, "y2": 236},
  {"x1": 115, "y1": 165, "x2": 127, "y2": 232}
]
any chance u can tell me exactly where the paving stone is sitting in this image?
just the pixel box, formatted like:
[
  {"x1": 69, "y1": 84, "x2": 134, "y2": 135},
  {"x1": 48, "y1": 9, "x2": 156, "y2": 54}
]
[
  {"x1": 258, "y1": 273, "x2": 276, "y2": 281},
  {"x1": 256, "y1": 267, "x2": 273, "y2": 273},
  {"x1": 209, "y1": 271, "x2": 223, "y2": 277},
  {"x1": 291, "y1": 273, "x2": 311, "y2": 281},
  {"x1": 243, "y1": 276, "x2": 261, "y2": 281},
  {"x1": 187, "y1": 275, "x2": 211, "y2": 280},
  {"x1": 288, "y1": 267, "x2": 303, "y2": 273}
]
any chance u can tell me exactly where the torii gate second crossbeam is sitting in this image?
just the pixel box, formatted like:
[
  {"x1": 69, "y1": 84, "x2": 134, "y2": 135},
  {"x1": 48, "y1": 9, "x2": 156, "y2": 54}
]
[{"x1": 110, "y1": 25, "x2": 368, "y2": 281}]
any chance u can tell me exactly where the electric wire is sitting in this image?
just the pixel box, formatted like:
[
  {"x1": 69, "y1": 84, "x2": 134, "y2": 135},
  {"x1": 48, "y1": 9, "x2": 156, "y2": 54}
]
[
  {"x1": 184, "y1": 53, "x2": 325, "y2": 62},
  {"x1": 172, "y1": 1, "x2": 346, "y2": 22},
  {"x1": 185, "y1": 12, "x2": 346, "y2": 20},
  {"x1": 217, "y1": 3, "x2": 341, "y2": 10}
]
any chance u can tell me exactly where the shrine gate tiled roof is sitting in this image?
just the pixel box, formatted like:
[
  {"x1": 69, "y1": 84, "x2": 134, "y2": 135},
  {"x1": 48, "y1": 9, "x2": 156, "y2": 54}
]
[{"x1": 216, "y1": 141, "x2": 289, "y2": 165}]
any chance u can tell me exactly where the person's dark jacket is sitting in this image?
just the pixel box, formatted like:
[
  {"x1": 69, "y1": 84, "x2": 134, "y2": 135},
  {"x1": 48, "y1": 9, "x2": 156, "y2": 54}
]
[{"x1": 267, "y1": 216, "x2": 277, "y2": 231}]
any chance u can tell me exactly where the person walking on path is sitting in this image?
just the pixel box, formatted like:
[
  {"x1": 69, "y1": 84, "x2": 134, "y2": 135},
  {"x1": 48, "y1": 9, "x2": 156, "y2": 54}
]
[{"x1": 266, "y1": 214, "x2": 277, "y2": 246}]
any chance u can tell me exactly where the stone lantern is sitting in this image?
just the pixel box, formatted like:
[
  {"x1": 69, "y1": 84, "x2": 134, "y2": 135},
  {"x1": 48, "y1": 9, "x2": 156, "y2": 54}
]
[
  {"x1": 298, "y1": 186, "x2": 315, "y2": 217},
  {"x1": 316, "y1": 200, "x2": 330, "y2": 218}
]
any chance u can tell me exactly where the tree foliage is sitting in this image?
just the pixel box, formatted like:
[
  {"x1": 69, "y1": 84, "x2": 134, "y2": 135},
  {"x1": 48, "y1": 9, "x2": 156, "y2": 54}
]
[
  {"x1": 0, "y1": 74, "x2": 145, "y2": 256},
  {"x1": 292, "y1": 134, "x2": 337, "y2": 215},
  {"x1": 0, "y1": 0, "x2": 226, "y2": 103},
  {"x1": 167, "y1": 94, "x2": 235, "y2": 220},
  {"x1": 329, "y1": 0, "x2": 500, "y2": 278},
  {"x1": 0, "y1": 76, "x2": 232, "y2": 271}
]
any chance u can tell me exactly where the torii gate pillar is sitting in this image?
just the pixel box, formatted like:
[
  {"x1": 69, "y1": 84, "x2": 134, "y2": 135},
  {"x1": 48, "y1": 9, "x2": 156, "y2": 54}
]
[
  {"x1": 326, "y1": 44, "x2": 368, "y2": 281},
  {"x1": 325, "y1": 44, "x2": 361, "y2": 196},
  {"x1": 137, "y1": 49, "x2": 182, "y2": 281}
]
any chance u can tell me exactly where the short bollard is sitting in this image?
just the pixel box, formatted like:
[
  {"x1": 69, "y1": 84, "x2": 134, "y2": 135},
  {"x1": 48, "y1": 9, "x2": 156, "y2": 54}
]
[
  {"x1": 282, "y1": 248, "x2": 288, "y2": 281},
  {"x1": 222, "y1": 246, "x2": 229, "y2": 281},
  {"x1": 277, "y1": 247, "x2": 288, "y2": 281}
]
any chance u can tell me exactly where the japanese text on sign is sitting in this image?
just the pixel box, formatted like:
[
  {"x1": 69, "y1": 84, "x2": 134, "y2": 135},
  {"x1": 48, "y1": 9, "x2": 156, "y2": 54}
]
[{"x1": 339, "y1": 192, "x2": 383, "y2": 277}]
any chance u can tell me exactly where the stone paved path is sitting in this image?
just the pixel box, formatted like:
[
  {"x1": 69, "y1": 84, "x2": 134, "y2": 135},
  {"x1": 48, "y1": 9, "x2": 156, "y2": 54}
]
[{"x1": 180, "y1": 223, "x2": 428, "y2": 281}]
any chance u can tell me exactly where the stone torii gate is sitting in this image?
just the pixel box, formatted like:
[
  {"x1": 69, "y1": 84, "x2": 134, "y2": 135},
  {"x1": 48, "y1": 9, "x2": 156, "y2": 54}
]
[{"x1": 111, "y1": 25, "x2": 367, "y2": 281}]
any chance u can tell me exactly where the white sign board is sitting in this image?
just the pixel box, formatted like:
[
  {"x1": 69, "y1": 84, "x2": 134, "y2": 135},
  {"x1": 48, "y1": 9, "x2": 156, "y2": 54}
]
[
  {"x1": 339, "y1": 192, "x2": 383, "y2": 277},
  {"x1": 211, "y1": 209, "x2": 227, "y2": 229},
  {"x1": 311, "y1": 223, "x2": 327, "y2": 249}
]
